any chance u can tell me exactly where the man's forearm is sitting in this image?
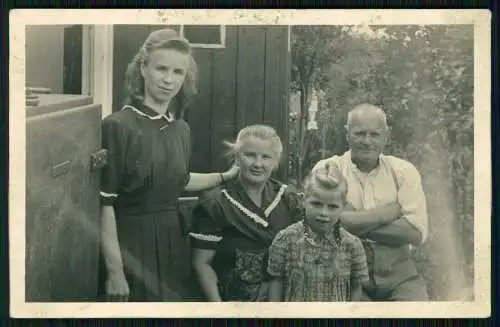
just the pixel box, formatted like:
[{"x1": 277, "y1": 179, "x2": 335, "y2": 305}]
[
  {"x1": 364, "y1": 218, "x2": 422, "y2": 246},
  {"x1": 341, "y1": 202, "x2": 402, "y2": 237}
]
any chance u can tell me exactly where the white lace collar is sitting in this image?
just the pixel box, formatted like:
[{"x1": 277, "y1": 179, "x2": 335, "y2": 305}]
[{"x1": 221, "y1": 184, "x2": 287, "y2": 228}]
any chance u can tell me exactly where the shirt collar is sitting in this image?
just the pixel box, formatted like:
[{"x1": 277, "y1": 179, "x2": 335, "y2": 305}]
[
  {"x1": 123, "y1": 101, "x2": 175, "y2": 122},
  {"x1": 302, "y1": 220, "x2": 339, "y2": 247},
  {"x1": 346, "y1": 150, "x2": 384, "y2": 176}
]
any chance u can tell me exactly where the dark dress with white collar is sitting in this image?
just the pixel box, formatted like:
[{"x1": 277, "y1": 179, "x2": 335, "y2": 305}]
[
  {"x1": 98, "y1": 100, "x2": 192, "y2": 302},
  {"x1": 189, "y1": 178, "x2": 302, "y2": 301}
]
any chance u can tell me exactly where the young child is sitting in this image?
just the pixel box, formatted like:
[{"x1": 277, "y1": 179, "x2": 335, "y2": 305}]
[{"x1": 267, "y1": 166, "x2": 370, "y2": 301}]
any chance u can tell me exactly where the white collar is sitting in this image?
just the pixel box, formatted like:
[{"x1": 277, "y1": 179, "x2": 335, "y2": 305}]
[
  {"x1": 346, "y1": 150, "x2": 383, "y2": 175},
  {"x1": 221, "y1": 184, "x2": 287, "y2": 228},
  {"x1": 122, "y1": 105, "x2": 175, "y2": 122}
]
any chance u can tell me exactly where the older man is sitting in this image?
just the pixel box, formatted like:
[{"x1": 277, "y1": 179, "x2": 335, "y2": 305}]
[{"x1": 312, "y1": 103, "x2": 429, "y2": 301}]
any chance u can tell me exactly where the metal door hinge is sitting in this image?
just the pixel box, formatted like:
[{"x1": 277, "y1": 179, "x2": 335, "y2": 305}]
[{"x1": 90, "y1": 149, "x2": 108, "y2": 172}]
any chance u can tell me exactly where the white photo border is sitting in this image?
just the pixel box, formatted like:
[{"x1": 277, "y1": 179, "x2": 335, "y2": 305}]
[{"x1": 9, "y1": 9, "x2": 491, "y2": 318}]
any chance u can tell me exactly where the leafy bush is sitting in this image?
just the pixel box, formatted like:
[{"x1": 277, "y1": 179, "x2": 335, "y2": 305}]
[{"x1": 289, "y1": 25, "x2": 474, "y2": 300}]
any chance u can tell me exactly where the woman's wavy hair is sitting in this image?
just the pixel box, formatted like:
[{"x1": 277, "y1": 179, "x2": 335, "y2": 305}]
[{"x1": 123, "y1": 28, "x2": 198, "y2": 118}]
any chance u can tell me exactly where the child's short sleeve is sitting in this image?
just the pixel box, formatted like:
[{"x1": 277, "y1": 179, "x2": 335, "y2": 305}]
[
  {"x1": 267, "y1": 230, "x2": 290, "y2": 277},
  {"x1": 349, "y1": 237, "x2": 370, "y2": 282}
]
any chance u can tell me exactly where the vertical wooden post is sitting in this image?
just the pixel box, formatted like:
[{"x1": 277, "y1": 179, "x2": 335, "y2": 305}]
[
  {"x1": 81, "y1": 25, "x2": 92, "y2": 96},
  {"x1": 92, "y1": 25, "x2": 114, "y2": 118}
]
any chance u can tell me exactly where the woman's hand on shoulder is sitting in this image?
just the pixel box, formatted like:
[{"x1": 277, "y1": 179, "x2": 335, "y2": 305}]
[{"x1": 221, "y1": 164, "x2": 240, "y2": 182}]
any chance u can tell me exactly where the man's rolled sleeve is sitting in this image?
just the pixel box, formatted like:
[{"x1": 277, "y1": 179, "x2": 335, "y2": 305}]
[
  {"x1": 267, "y1": 230, "x2": 289, "y2": 277},
  {"x1": 397, "y1": 163, "x2": 429, "y2": 244}
]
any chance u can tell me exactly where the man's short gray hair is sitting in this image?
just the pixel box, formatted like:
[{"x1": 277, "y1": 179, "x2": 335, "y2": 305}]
[{"x1": 345, "y1": 103, "x2": 389, "y2": 131}]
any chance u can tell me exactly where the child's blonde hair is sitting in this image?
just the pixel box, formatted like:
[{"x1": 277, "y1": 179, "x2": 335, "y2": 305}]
[{"x1": 303, "y1": 162, "x2": 348, "y2": 201}]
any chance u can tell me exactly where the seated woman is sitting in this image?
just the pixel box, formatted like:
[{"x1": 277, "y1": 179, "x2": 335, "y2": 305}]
[{"x1": 189, "y1": 125, "x2": 302, "y2": 301}]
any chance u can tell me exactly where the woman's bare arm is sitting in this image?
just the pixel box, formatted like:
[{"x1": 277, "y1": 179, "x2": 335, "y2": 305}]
[
  {"x1": 191, "y1": 248, "x2": 222, "y2": 301},
  {"x1": 101, "y1": 205, "x2": 129, "y2": 300},
  {"x1": 101, "y1": 206, "x2": 125, "y2": 275},
  {"x1": 184, "y1": 166, "x2": 239, "y2": 192}
]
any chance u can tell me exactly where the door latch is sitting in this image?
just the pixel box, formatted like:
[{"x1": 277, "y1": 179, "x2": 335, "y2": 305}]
[
  {"x1": 90, "y1": 149, "x2": 108, "y2": 172},
  {"x1": 51, "y1": 160, "x2": 71, "y2": 178}
]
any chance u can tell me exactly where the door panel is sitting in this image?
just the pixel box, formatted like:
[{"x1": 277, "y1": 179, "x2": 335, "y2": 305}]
[{"x1": 26, "y1": 96, "x2": 102, "y2": 301}]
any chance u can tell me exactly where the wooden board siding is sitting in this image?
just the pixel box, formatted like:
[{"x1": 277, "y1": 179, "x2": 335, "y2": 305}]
[
  {"x1": 264, "y1": 26, "x2": 290, "y2": 182},
  {"x1": 208, "y1": 27, "x2": 238, "y2": 172},
  {"x1": 185, "y1": 47, "x2": 214, "y2": 173},
  {"x1": 112, "y1": 25, "x2": 290, "y2": 182}
]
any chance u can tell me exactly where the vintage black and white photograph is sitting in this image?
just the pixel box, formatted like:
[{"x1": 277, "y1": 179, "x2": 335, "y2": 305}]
[{"x1": 10, "y1": 9, "x2": 490, "y2": 318}]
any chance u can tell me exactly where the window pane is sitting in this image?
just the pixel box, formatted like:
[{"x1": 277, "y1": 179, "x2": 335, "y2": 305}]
[
  {"x1": 183, "y1": 25, "x2": 221, "y2": 44},
  {"x1": 25, "y1": 25, "x2": 84, "y2": 95},
  {"x1": 26, "y1": 25, "x2": 66, "y2": 93},
  {"x1": 63, "y1": 25, "x2": 83, "y2": 94}
]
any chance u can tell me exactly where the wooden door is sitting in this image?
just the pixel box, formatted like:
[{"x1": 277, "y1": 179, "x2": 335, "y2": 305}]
[{"x1": 26, "y1": 95, "x2": 104, "y2": 301}]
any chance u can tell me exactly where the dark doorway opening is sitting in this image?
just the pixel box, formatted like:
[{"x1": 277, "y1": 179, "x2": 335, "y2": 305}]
[{"x1": 63, "y1": 25, "x2": 83, "y2": 94}]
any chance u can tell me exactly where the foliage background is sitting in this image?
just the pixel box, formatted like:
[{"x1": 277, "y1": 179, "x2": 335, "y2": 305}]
[{"x1": 288, "y1": 25, "x2": 474, "y2": 301}]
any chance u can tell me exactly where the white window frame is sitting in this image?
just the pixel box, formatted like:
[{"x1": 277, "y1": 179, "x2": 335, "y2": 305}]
[
  {"x1": 179, "y1": 25, "x2": 226, "y2": 49},
  {"x1": 81, "y1": 26, "x2": 92, "y2": 96},
  {"x1": 287, "y1": 25, "x2": 291, "y2": 52},
  {"x1": 82, "y1": 25, "x2": 114, "y2": 119}
]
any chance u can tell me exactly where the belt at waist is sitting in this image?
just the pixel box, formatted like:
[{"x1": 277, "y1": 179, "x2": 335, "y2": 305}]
[{"x1": 115, "y1": 201, "x2": 179, "y2": 216}]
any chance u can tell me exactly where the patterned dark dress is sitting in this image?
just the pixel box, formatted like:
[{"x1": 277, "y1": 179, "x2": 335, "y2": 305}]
[
  {"x1": 98, "y1": 100, "x2": 192, "y2": 302},
  {"x1": 189, "y1": 178, "x2": 302, "y2": 301}
]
